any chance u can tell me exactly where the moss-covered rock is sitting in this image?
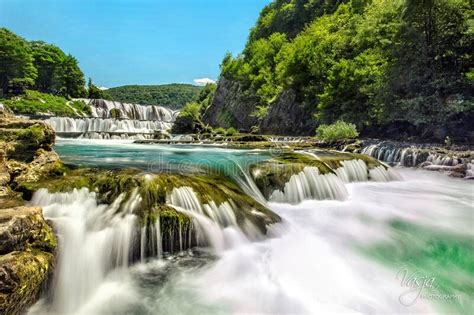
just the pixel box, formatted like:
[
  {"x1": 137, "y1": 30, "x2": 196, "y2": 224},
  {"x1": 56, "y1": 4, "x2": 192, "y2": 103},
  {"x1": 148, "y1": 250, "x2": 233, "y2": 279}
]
[
  {"x1": 0, "y1": 206, "x2": 56, "y2": 315},
  {"x1": 0, "y1": 111, "x2": 55, "y2": 163},
  {"x1": 0, "y1": 250, "x2": 54, "y2": 315},
  {"x1": 250, "y1": 151, "x2": 383, "y2": 199},
  {"x1": 19, "y1": 167, "x2": 280, "y2": 237}
]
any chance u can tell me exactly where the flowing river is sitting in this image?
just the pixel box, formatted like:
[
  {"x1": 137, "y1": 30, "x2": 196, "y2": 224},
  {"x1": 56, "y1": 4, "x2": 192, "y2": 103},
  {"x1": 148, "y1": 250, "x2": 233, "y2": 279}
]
[{"x1": 28, "y1": 139, "x2": 473, "y2": 315}]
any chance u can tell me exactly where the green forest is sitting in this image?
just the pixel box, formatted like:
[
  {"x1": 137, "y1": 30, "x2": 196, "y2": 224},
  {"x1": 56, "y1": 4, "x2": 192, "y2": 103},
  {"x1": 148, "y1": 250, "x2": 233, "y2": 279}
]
[
  {"x1": 212, "y1": 0, "x2": 473, "y2": 141},
  {"x1": 107, "y1": 84, "x2": 202, "y2": 109},
  {"x1": 0, "y1": 28, "x2": 87, "y2": 98}
]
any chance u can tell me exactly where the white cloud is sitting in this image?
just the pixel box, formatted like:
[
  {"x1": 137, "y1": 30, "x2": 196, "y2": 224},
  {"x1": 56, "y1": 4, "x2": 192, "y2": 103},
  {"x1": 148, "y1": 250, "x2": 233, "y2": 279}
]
[
  {"x1": 193, "y1": 78, "x2": 216, "y2": 86},
  {"x1": 99, "y1": 86, "x2": 109, "y2": 90}
]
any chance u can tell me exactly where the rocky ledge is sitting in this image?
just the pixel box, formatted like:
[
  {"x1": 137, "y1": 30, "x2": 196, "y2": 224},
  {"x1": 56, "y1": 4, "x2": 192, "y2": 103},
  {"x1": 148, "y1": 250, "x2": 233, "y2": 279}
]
[{"x1": 0, "y1": 111, "x2": 57, "y2": 314}]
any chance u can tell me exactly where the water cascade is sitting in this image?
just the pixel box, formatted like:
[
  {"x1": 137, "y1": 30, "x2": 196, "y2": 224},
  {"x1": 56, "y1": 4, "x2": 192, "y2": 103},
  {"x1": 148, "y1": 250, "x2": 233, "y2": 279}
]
[
  {"x1": 44, "y1": 99, "x2": 177, "y2": 139},
  {"x1": 167, "y1": 186, "x2": 259, "y2": 251},
  {"x1": 269, "y1": 159, "x2": 399, "y2": 204},
  {"x1": 270, "y1": 167, "x2": 348, "y2": 204},
  {"x1": 29, "y1": 188, "x2": 144, "y2": 314},
  {"x1": 361, "y1": 141, "x2": 464, "y2": 167}
]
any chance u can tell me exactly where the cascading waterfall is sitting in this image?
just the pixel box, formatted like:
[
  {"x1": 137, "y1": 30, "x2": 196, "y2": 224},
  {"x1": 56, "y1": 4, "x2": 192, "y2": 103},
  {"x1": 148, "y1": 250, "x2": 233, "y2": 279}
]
[
  {"x1": 44, "y1": 99, "x2": 177, "y2": 139},
  {"x1": 29, "y1": 188, "x2": 144, "y2": 314},
  {"x1": 361, "y1": 142, "x2": 463, "y2": 167},
  {"x1": 270, "y1": 167, "x2": 348, "y2": 204},
  {"x1": 86, "y1": 99, "x2": 178, "y2": 121},
  {"x1": 269, "y1": 159, "x2": 399, "y2": 204},
  {"x1": 166, "y1": 186, "x2": 258, "y2": 251}
]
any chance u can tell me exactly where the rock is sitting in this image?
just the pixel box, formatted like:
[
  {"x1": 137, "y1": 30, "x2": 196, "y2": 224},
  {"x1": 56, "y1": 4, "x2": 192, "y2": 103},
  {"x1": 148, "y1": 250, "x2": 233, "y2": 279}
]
[
  {"x1": 419, "y1": 161, "x2": 433, "y2": 168},
  {"x1": 13, "y1": 149, "x2": 62, "y2": 191},
  {"x1": 260, "y1": 89, "x2": 317, "y2": 136},
  {"x1": 0, "y1": 250, "x2": 54, "y2": 315},
  {"x1": 153, "y1": 130, "x2": 171, "y2": 140},
  {"x1": 0, "y1": 112, "x2": 55, "y2": 162},
  {"x1": 203, "y1": 76, "x2": 259, "y2": 131},
  {"x1": 0, "y1": 206, "x2": 56, "y2": 255},
  {"x1": 0, "y1": 206, "x2": 56, "y2": 315},
  {"x1": 204, "y1": 77, "x2": 318, "y2": 135}
]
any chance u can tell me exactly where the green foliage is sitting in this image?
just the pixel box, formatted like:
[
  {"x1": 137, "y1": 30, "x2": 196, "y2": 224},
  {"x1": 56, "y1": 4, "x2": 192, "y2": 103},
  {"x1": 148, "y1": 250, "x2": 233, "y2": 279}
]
[
  {"x1": 0, "y1": 28, "x2": 37, "y2": 94},
  {"x1": 0, "y1": 28, "x2": 86, "y2": 98},
  {"x1": 172, "y1": 83, "x2": 217, "y2": 134},
  {"x1": 2, "y1": 90, "x2": 90, "y2": 117},
  {"x1": 315, "y1": 120, "x2": 359, "y2": 141},
  {"x1": 87, "y1": 78, "x2": 110, "y2": 99},
  {"x1": 109, "y1": 108, "x2": 121, "y2": 119},
  {"x1": 226, "y1": 127, "x2": 239, "y2": 136},
  {"x1": 216, "y1": 0, "x2": 473, "y2": 140},
  {"x1": 30, "y1": 41, "x2": 86, "y2": 97},
  {"x1": 107, "y1": 84, "x2": 202, "y2": 109},
  {"x1": 214, "y1": 127, "x2": 227, "y2": 135}
]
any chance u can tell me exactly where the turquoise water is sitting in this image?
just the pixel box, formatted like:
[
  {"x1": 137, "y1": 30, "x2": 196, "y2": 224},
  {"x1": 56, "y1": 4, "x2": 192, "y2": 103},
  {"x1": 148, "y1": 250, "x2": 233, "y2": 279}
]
[
  {"x1": 54, "y1": 139, "x2": 270, "y2": 175},
  {"x1": 36, "y1": 139, "x2": 473, "y2": 314}
]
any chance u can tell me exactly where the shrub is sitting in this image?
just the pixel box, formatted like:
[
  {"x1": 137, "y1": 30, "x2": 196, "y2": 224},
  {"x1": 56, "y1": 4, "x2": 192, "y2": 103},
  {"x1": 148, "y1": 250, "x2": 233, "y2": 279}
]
[
  {"x1": 225, "y1": 127, "x2": 239, "y2": 136},
  {"x1": 315, "y1": 120, "x2": 359, "y2": 142},
  {"x1": 214, "y1": 127, "x2": 226, "y2": 135},
  {"x1": 109, "y1": 108, "x2": 121, "y2": 119}
]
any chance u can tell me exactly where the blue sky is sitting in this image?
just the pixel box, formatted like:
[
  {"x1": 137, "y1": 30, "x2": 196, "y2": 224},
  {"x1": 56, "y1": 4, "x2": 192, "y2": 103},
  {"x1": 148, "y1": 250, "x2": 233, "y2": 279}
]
[{"x1": 0, "y1": 0, "x2": 270, "y2": 87}]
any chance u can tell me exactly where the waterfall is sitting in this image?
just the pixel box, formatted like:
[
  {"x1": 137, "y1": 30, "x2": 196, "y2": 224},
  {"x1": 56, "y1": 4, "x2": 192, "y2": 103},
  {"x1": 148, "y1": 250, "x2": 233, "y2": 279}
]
[
  {"x1": 44, "y1": 99, "x2": 177, "y2": 139},
  {"x1": 361, "y1": 141, "x2": 464, "y2": 167},
  {"x1": 333, "y1": 159, "x2": 368, "y2": 183},
  {"x1": 167, "y1": 186, "x2": 255, "y2": 251},
  {"x1": 85, "y1": 99, "x2": 178, "y2": 121},
  {"x1": 30, "y1": 188, "x2": 146, "y2": 313},
  {"x1": 269, "y1": 167, "x2": 349, "y2": 204},
  {"x1": 269, "y1": 159, "x2": 400, "y2": 204}
]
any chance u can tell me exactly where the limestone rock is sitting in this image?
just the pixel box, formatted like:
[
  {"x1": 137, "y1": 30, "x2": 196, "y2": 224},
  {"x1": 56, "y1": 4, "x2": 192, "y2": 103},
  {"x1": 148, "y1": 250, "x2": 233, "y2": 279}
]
[{"x1": 0, "y1": 206, "x2": 56, "y2": 314}]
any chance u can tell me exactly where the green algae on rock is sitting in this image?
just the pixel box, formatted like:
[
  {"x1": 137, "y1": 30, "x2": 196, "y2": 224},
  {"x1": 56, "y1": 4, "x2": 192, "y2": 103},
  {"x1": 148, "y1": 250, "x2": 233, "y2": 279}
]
[{"x1": 0, "y1": 206, "x2": 56, "y2": 315}]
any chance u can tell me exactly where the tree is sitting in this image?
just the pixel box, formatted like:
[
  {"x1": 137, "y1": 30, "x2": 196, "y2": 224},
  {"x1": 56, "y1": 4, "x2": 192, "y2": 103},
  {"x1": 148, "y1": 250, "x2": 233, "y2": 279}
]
[
  {"x1": 87, "y1": 78, "x2": 109, "y2": 99},
  {"x1": 0, "y1": 28, "x2": 37, "y2": 95},
  {"x1": 30, "y1": 41, "x2": 66, "y2": 94},
  {"x1": 61, "y1": 55, "x2": 86, "y2": 97}
]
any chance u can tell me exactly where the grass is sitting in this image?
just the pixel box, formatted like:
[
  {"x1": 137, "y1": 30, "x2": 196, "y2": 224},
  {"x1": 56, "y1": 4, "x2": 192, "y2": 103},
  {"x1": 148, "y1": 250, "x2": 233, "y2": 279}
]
[{"x1": 1, "y1": 90, "x2": 91, "y2": 117}]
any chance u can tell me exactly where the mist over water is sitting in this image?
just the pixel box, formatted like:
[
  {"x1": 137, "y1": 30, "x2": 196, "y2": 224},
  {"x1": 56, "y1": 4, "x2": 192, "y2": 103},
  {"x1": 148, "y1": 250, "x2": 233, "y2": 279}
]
[{"x1": 28, "y1": 141, "x2": 473, "y2": 314}]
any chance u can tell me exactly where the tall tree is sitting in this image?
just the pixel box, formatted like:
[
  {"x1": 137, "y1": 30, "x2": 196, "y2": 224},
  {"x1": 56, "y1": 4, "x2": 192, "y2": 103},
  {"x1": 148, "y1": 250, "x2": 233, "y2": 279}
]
[
  {"x1": 0, "y1": 28, "x2": 37, "y2": 95},
  {"x1": 61, "y1": 55, "x2": 86, "y2": 97},
  {"x1": 30, "y1": 41, "x2": 66, "y2": 94}
]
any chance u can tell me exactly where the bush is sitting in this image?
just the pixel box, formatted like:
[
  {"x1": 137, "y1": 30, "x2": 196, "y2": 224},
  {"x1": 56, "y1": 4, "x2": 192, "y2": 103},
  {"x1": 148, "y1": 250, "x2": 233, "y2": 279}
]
[
  {"x1": 225, "y1": 127, "x2": 239, "y2": 136},
  {"x1": 214, "y1": 127, "x2": 226, "y2": 135},
  {"x1": 315, "y1": 120, "x2": 359, "y2": 142}
]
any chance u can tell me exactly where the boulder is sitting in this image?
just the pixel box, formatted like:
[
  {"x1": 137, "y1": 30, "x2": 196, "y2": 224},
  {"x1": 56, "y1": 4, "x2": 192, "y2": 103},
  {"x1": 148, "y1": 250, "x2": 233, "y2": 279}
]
[{"x1": 0, "y1": 206, "x2": 56, "y2": 315}]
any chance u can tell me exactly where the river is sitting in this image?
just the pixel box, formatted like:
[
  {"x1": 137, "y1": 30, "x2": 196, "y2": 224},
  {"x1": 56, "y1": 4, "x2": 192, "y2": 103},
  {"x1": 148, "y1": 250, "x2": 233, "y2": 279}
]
[{"x1": 28, "y1": 139, "x2": 473, "y2": 315}]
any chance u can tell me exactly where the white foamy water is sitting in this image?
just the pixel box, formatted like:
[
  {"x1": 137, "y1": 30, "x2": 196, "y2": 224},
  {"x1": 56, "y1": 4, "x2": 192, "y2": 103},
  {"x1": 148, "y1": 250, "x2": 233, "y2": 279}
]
[
  {"x1": 44, "y1": 99, "x2": 178, "y2": 139},
  {"x1": 27, "y1": 168, "x2": 473, "y2": 314}
]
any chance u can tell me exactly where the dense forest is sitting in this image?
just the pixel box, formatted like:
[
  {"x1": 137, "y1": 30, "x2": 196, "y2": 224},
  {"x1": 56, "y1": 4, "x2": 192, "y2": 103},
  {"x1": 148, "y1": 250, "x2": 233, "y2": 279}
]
[
  {"x1": 0, "y1": 28, "x2": 87, "y2": 98},
  {"x1": 203, "y1": 0, "x2": 473, "y2": 142},
  {"x1": 0, "y1": 28, "x2": 201, "y2": 113},
  {"x1": 107, "y1": 84, "x2": 202, "y2": 109}
]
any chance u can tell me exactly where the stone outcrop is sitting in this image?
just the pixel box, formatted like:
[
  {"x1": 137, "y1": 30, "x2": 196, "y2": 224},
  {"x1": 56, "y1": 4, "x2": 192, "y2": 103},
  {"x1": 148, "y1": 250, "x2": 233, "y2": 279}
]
[
  {"x1": 0, "y1": 206, "x2": 56, "y2": 315},
  {"x1": 0, "y1": 111, "x2": 57, "y2": 314},
  {"x1": 203, "y1": 77, "x2": 317, "y2": 135},
  {"x1": 203, "y1": 76, "x2": 259, "y2": 131}
]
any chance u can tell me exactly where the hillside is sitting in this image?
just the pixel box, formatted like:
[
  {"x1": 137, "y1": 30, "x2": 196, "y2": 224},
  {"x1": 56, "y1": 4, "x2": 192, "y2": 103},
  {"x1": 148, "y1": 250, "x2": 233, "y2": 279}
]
[
  {"x1": 203, "y1": 0, "x2": 473, "y2": 142},
  {"x1": 107, "y1": 84, "x2": 202, "y2": 109}
]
